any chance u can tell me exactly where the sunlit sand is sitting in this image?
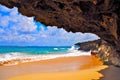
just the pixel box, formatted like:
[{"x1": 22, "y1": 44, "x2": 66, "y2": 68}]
[
  {"x1": 0, "y1": 56, "x2": 108, "y2": 80},
  {"x1": 8, "y1": 66, "x2": 107, "y2": 80}
]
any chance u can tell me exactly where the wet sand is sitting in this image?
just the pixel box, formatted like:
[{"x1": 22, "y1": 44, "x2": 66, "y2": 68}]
[
  {"x1": 100, "y1": 65, "x2": 120, "y2": 80},
  {"x1": 0, "y1": 56, "x2": 108, "y2": 80}
]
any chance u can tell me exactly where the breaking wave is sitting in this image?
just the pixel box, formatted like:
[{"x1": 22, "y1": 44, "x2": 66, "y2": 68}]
[
  {"x1": 0, "y1": 46, "x2": 91, "y2": 66},
  {"x1": 54, "y1": 48, "x2": 58, "y2": 50}
]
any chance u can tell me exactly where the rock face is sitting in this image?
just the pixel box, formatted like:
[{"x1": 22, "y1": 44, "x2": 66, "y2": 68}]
[
  {"x1": 75, "y1": 39, "x2": 120, "y2": 66},
  {"x1": 75, "y1": 39, "x2": 102, "y2": 51},
  {"x1": 0, "y1": 0, "x2": 120, "y2": 66}
]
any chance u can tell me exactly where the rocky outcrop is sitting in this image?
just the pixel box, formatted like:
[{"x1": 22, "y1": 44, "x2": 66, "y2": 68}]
[
  {"x1": 75, "y1": 39, "x2": 120, "y2": 66},
  {"x1": 0, "y1": 0, "x2": 120, "y2": 66},
  {"x1": 75, "y1": 39, "x2": 102, "y2": 51}
]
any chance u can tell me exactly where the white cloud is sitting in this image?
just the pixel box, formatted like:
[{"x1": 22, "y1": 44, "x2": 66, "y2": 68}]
[
  {"x1": 0, "y1": 5, "x2": 99, "y2": 46},
  {"x1": 0, "y1": 6, "x2": 37, "y2": 32},
  {"x1": 0, "y1": 34, "x2": 36, "y2": 42},
  {"x1": 16, "y1": 17, "x2": 37, "y2": 32},
  {"x1": 41, "y1": 34, "x2": 47, "y2": 38},
  {"x1": 0, "y1": 5, "x2": 13, "y2": 12},
  {"x1": 17, "y1": 35, "x2": 36, "y2": 42},
  {"x1": 34, "y1": 26, "x2": 99, "y2": 46},
  {"x1": 0, "y1": 15, "x2": 9, "y2": 27},
  {"x1": 0, "y1": 28, "x2": 4, "y2": 33}
]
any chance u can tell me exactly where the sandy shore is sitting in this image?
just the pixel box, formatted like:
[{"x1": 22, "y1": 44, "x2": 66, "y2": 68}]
[
  {"x1": 0, "y1": 56, "x2": 108, "y2": 80},
  {"x1": 100, "y1": 65, "x2": 120, "y2": 80}
]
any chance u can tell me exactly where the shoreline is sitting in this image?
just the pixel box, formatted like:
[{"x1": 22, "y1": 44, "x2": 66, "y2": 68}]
[
  {"x1": 100, "y1": 65, "x2": 120, "y2": 80},
  {"x1": 0, "y1": 50, "x2": 91, "y2": 66},
  {"x1": 0, "y1": 56, "x2": 108, "y2": 80}
]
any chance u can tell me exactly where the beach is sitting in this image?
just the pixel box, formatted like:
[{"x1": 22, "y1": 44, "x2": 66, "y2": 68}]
[
  {"x1": 100, "y1": 65, "x2": 120, "y2": 80},
  {"x1": 0, "y1": 56, "x2": 108, "y2": 80},
  {"x1": 0, "y1": 0, "x2": 119, "y2": 80}
]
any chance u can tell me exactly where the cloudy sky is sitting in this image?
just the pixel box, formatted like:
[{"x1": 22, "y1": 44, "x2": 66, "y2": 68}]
[{"x1": 0, "y1": 4, "x2": 99, "y2": 46}]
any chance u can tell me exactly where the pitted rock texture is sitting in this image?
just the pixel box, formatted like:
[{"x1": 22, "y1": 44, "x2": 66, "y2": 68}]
[
  {"x1": 76, "y1": 39, "x2": 120, "y2": 66},
  {"x1": 0, "y1": 0, "x2": 120, "y2": 66}
]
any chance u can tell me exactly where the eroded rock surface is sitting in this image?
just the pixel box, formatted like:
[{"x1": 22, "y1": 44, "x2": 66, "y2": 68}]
[
  {"x1": 0, "y1": 0, "x2": 120, "y2": 66},
  {"x1": 76, "y1": 39, "x2": 120, "y2": 66}
]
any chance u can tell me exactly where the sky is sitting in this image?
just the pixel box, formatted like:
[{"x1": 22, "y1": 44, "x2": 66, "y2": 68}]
[{"x1": 0, "y1": 4, "x2": 99, "y2": 46}]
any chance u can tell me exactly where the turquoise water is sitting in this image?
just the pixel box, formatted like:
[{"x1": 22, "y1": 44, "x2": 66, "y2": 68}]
[
  {"x1": 0, "y1": 46, "x2": 71, "y2": 54},
  {"x1": 0, "y1": 46, "x2": 90, "y2": 66}
]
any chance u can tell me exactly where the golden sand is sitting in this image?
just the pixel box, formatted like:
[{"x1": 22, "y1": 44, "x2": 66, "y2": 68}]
[
  {"x1": 8, "y1": 66, "x2": 108, "y2": 80},
  {"x1": 0, "y1": 56, "x2": 108, "y2": 80}
]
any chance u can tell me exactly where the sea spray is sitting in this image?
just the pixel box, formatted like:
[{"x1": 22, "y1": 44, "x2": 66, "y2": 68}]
[{"x1": 0, "y1": 46, "x2": 91, "y2": 66}]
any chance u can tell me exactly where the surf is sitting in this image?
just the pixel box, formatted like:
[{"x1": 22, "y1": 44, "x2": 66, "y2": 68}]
[{"x1": 0, "y1": 46, "x2": 91, "y2": 66}]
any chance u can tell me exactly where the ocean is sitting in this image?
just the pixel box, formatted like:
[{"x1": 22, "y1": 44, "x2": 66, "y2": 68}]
[{"x1": 0, "y1": 46, "x2": 91, "y2": 66}]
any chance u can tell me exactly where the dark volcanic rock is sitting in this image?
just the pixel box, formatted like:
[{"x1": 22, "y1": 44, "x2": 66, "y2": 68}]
[
  {"x1": 0, "y1": 0, "x2": 120, "y2": 66},
  {"x1": 75, "y1": 39, "x2": 102, "y2": 51},
  {"x1": 75, "y1": 39, "x2": 120, "y2": 66}
]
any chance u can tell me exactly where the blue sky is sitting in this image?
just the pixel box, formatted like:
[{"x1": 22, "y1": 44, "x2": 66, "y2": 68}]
[{"x1": 0, "y1": 4, "x2": 99, "y2": 46}]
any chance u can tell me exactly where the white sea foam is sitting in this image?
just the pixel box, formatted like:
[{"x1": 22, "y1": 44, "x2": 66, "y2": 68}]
[
  {"x1": 54, "y1": 48, "x2": 58, "y2": 50},
  {"x1": 0, "y1": 46, "x2": 91, "y2": 66}
]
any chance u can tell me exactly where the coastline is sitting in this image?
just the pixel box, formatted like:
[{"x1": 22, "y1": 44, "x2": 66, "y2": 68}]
[
  {"x1": 0, "y1": 56, "x2": 108, "y2": 80},
  {"x1": 100, "y1": 65, "x2": 120, "y2": 80}
]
